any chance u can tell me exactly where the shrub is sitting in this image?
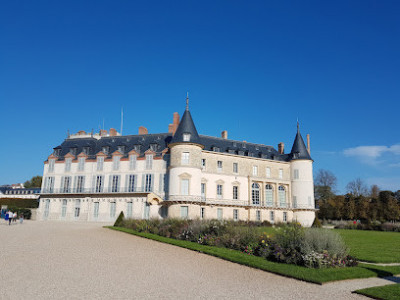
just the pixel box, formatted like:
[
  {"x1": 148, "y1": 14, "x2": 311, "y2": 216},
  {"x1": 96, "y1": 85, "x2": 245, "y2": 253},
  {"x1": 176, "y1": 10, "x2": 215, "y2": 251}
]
[
  {"x1": 114, "y1": 211, "x2": 125, "y2": 227},
  {"x1": 312, "y1": 216, "x2": 322, "y2": 228},
  {"x1": 301, "y1": 228, "x2": 348, "y2": 258}
]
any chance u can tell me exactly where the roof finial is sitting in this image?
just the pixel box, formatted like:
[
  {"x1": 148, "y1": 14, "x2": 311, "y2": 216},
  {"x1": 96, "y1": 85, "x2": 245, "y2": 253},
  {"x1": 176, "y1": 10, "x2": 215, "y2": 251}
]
[{"x1": 186, "y1": 92, "x2": 189, "y2": 111}]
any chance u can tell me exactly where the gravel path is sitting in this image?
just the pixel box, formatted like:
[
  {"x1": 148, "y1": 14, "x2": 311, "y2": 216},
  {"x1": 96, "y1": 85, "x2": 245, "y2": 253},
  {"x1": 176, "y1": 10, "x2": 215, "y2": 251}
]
[{"x1": 0, "y1": 221, "x2": 397, "y2": 299}]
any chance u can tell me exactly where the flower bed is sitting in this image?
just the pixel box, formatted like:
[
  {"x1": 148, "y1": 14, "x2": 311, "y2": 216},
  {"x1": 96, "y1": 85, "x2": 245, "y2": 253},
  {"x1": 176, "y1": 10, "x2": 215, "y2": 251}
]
[{"x1": 117, "y1": 217, "x2": 357, "y2": 269}]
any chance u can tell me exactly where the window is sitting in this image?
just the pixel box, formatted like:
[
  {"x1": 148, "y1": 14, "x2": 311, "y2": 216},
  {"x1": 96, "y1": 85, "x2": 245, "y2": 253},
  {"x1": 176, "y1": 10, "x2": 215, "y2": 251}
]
[
  {"x1": 213, "y1": 147, "x2": 220, "y2": 152},
  {"x1": 126, "y1": 202, "x2": 133, "y2": 218},
  {"x1": 256, "y1": 210, "x2": 261, "y2": 222},
  {"x1": 146, "y1": 154, "x2": 153, "y2": 170},
  {"x1": 308, "y1": 196, "x2": 312, "y2": 207},
  {"x1": 144, "y1": 203, "x2": 150, "y2": 219},
  {"x1": 95, "y1": 175, "x2": 103, "y2": 193},
  {"x1": 134, "y1": 145, "x2": 141, "y2": 152},
  {"x1": 294, "y1": 169, "x2": 299, "y2": 179},
  {"x1": 201, "y1": 183, "x2": 206, "y2": 198},
  {"x1": 111, "y1": 175, "x2": 120, "y2": 193},
  {"x1": 180, "y1": 206, "x2": 189, "y2": 219},
  {"x1": 181, "y1": 179, "x2": 189, "y2": 195},
  {"x1": 74, "y1": 199, "x2": 81, "y2": 218},
  {"x1": 44, "y1": 199, "x2": 50, "y2": 218},
  {"x1": 61, "y1": 199, "x2": 67, "y2": 218},
  {"x1": 201, "y1": 159, "x2": 206, "y2": 170},
  {"x1": 200, "y1": 207, "x2": 205, "y2": 219},
  {"x1": 110, "y1": 202, "x2": 116, "y2": 218},
  {"x1": 181, "y1": 152, "x2": 190, "y2": 165},
  {"x1": 159, "y1": 173, "x2": 163, "y2": 193},
  {"x1": 265, "y1": 184, "x2": 273, "y2": 206},
  {"x1": 283, "y1": 212, "x2": 288, "y2": 222},
  {"x1": 279, "y1": 186, "x2": 286, "y2": 207},
  {"x1": 83, "y1": 147, "x2": 90, "y2": 155},
  {"x1": 293, "y1": 196, "x2": 297, "y2": 208},
  {"x1": 93, "y1": 202, "x2": 99, "y2": 218},
  {"x1": 217, "y1": 161, "x2": 222, "y2": 172},
  {"x1": 183, "y1": 133, "x2": 191, "y2": 142},
  {"x1": 252, "y1": 183, "x2": 260, "y2": 205},
  {"x1": 252, "y1": 165, "x2": 258, "y2": 176},
  {"x1": 113, "y1": 156, "x2": 120, "y2": 170},
  {"x1": 61, "y1": 176, "x2": 71, "y2": 193},
  {"x1": 102, "y1": 146, "x2": 109, "y2": 155},
  {"x1": 65, "y1": 158, "x2": 72, "y2": 172},
  {"x1": 70, "y1": 148, "x2": 77, "y2": 156},
  {"x1": 128, "y1": 175, "x2": 136, "y2": 192},
  {"x1": 48, "y1": 159, "x2": 55, "y2": 173},
  {"x1": 78, "y1": 157, "x2": 85, "y2": 171},
  {"x1": 279, "y1": 169, "x2": 283, "y2": 179},
  {"x1": 217, "y1": 184, "x2": 223, "y2": 199},
  {"x1": 144, "y1": 174, "x2": 153, "y2": 192},
  {"x1": 97, "y1": 157, "x2": 104, "y2": 171},
  {"x1": 45, "y1": 177, "x2": 54, "y2": 193},
  {"x1": 217, "y1": 208, "x2": 223, "y2": 220},
  {"x1": 233, "y1": 163, "x2": 238, "y2": 173},
  {"x1": 233, "y1": 186, "x2": 238, "y2": 200},
  {"x1": 233, "y1": 209, "x2": 238, "y2": 221},
  {"x1": 270, "y1": 211, "x2": 275, "y2": 222},
  {"x1": 129, "y1": 155, "x2": 137, "y2": 170},
  {"x1": 76, "y1": 176, "x2": 85, "y2": 193},
  {"x1": 150, "y1": 144, "x2": 158, "y2": 151},
  {"x1": 266, "y1": 167, "x2": 271, "y2": 178}
]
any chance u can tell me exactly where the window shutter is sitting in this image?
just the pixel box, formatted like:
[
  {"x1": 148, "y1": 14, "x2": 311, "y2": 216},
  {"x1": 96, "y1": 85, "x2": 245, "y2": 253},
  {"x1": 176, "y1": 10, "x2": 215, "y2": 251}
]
[
  {"x1": 142, "y1": 174, "x2": 145, "y2": 192},
  {"x1": 60, "y1": 176, "x2": 65, "y2": 191},
  {"x1": 81, "y1": 176, "x2": 85, "y2": 191},
  {"x1": 43, "y1": 177, "x2": 48, "y2": 192},
  {"x1": 125, "y1": 174, "x2": 129, "y2": 192},
  {"x1": 108, "y1": 175, "x2": 112, "y2": 193},
  {"x1": 92, "y1": 176, "x2": 96, "y2": 193},
  {"x1": 150, "y1": 174, "x2": 154, "y2": 192}
]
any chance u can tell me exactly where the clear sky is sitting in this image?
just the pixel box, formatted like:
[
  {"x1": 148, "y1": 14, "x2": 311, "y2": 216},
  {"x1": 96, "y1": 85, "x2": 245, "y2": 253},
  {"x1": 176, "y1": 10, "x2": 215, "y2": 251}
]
[{"x1": 0, "y1": 1, "x2": 399, "y2": 193}]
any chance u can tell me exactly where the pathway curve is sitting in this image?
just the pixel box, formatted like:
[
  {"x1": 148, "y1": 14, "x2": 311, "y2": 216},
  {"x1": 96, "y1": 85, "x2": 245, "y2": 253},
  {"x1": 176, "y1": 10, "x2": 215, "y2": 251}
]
[{"x1": 0, "y1": 221, "x2": 397, "y2": 299}]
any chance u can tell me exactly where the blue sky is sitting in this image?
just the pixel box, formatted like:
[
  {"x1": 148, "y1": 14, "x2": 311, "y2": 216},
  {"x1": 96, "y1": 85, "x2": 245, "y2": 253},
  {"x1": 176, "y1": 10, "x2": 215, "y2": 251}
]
[{"x1": 0, "y1": 1, "x2": 399, "y2": 193}]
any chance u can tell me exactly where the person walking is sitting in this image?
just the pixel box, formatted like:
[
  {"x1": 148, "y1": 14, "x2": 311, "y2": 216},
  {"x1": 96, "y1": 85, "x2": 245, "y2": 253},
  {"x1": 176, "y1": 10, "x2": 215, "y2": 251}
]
[
  {"x1": 19, "y1": 214, "x2": 24, "y2": 224},
  {"x1": 13, "y1": 212, "x2": 17, "y2": 223},
  {"x1": 8, "y1": 210, "x2": 13, "y2": 226}
]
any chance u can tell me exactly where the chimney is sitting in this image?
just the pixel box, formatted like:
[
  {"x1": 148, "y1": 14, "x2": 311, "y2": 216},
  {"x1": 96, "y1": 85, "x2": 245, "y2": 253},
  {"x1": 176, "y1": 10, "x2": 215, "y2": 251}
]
[
  {"x1": 109, "y1": 128, "x2": 117, "y2": 136},
  {"x1": 307, "y1": 134, "x2": 311, "y2": 154},
  {"x1": 78, "y1": 130, "x2": 86, "y2": 135},
  {"x1": 139, "y1": 126, "x2": 148, "y2": 135},
  {"x1": 221, "y1": 130, "x2": 228, "y2": 139},
  {"x1": 172, "y1": 112, "x2": 180, "y2": 135},
  {"x1": 100, "y1": 129, "x2": 108, "y2": 136},
  {"x1": 278, "y1": 142, "x2": 284, "y2": 154},
  {"x1": 168, "y1": 124, "x2": 174, "y2": 133}
]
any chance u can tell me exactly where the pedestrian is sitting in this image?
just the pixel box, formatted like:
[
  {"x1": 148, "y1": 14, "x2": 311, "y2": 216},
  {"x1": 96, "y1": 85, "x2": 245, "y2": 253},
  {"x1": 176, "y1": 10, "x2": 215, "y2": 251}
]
[
  {"x1": 8, "y1": 210, "x2": 13, "y2": 226},
  {"x1": 5, "y1": 211, "x2": 9, "y2": 224},
  {"x1": 13, "y1": 212, "x2": 17, "y2": 223},
  {"x1": 19, "y1": 214, "x2": 24, "y2": 224}
]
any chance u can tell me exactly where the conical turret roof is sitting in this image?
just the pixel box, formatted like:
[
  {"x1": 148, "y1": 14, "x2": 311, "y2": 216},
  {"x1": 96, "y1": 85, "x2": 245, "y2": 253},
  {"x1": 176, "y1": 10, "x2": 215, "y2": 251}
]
[
  {"x1": 290, "y1": 123, "x2": 312, "y2": 161},
  {"x1": 169, "y1": 96, "x2": 203, "y2": 147}
]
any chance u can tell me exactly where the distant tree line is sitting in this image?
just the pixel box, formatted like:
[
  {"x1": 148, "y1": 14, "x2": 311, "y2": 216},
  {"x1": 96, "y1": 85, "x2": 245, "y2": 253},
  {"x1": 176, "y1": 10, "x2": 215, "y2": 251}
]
[{"x1": 315, "y1": 170, "x2": 400, "y2": 222}]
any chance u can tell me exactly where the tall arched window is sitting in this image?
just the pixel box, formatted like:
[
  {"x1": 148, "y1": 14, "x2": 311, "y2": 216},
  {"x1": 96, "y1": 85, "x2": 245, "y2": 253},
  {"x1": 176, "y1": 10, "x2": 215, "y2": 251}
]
[
  {"x1": 279, "y1": 186, "x2": 286, "y2": 207},
  {"x1": 265, "y1": 184, "x2": 274, "y2": 207},
  {"x1": 252, "y1": 183, "x2": 260, "y2": 205}
]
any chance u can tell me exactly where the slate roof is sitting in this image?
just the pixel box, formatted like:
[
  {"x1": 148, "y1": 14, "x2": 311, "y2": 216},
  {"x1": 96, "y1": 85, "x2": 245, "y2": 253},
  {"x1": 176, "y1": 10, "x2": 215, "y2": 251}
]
[
  {"x1": 50, "y1": 133, "x2": 292, "y2": 162},
  {"x1": 169, "y1": 104, "x2": 202, "y2": 146},
  {"x1": 289, "y1": 125, "x2": 312, "y2": 161}
]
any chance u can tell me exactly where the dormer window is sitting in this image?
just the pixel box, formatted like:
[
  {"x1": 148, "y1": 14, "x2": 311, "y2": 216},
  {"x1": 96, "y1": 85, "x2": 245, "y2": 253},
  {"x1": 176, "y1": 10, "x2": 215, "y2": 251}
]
[
  {"x1": 70, "y1": 148, "x2": 77, "y2": 156},
  {"x1": 183, "y1": 133, "x2": 191, "y2": 142},
  {"x1": 102, "y1": 146, "x2": 109, "y2": 155},
  {"x1": 150, "y1": 144, "x2": 158, "y2": 151},
  {"x1": 134, "y1": 145, "x2": 141, "y2": 152},
  {"x1": 117, "y1": 146, "x2": 125, "y2": 154},
  {"x1": 54, "y1": 149, "x2": 61, "y2": 156},
  {"x1": 213, "y1": 147, "x2": 220, "y2": 152},
  {"x1": 238, "y1": 150, "x2": 244, "y2": 156},
  {"x1": 83, "y1": 147, "x2": 90, "y2": 155}
]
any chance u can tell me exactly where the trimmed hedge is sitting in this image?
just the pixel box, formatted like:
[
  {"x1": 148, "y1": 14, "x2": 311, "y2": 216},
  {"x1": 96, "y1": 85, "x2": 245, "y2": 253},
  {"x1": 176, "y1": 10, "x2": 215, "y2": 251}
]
[{"x1": 0, "y1": 198, "x2": 39, "y2": 209}]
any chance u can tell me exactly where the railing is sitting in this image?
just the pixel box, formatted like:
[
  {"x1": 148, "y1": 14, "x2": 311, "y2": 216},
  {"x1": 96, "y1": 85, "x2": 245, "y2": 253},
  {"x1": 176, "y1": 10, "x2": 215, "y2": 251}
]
[{"x1": 41, "y1": 187, "x2": 164, "y2": 194}]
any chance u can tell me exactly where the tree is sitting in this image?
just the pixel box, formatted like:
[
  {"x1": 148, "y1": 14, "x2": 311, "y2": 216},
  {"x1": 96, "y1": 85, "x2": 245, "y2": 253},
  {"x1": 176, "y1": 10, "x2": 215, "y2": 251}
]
[
  {"x1": 314, "y1": 169, "x2": 337, "y2": 201},
  {"x1": 346, "y1": 178, "x2": 368, "y2": 197},
  {"x1": 24, "y1": 176, "x2": 42, "y2": 188},
  {"x1": 370, "y1": 185, "x2": 380, "y2": 199}
]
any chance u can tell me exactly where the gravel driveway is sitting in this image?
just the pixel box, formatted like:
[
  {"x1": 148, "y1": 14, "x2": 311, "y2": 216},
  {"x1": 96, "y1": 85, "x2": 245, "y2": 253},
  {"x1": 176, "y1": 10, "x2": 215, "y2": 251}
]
[{"x1": 0, "y1": 221, "x2": 396, "y2": 299}]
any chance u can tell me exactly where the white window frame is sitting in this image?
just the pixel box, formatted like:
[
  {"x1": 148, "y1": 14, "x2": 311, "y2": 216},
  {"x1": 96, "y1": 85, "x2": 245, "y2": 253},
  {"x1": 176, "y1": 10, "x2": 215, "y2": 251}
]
[
  {"x1": 201, "y1": 159, "x2": 206, "y2": 170},
  {"x1": 181, "y1": 152, "x2": 190, "y2": 165},
  {"x1": 233, "y1": 186, "x2": 238, "y2": 200},
  {"x1": 48, "y1": 159, "x2": 55, "y2": 173},
  {"x1": 129, "y1": 155, "x2": 137, "y2": 170},
  {"x1": 145, "y1": 174, "x2": 153, "y2": 192},
  {"x1": 233, "y1": 163, "x2": 238, "y2": 174},
  {"x1": 217, "y1": 161, "x2": 223, "y2": 172},
  {"x1": 270, "y1": 211, "x2": 275, "y2": 222},
  {"x1": 256, "y1": 210, "x2": 261, "y2": 222},
  {"x1": 216, "y1": 184, "x2": 223, "y2": 199},
  {"x1": 181, "y1": 179, "x2": 189, "y2": 195},
  {"x1": 61, "y1": 199, "x2": 67, "y2": 218},
  {"x1": 110, "y1": 202, "x2": 116, "y2": 218},
  {"x1": 283, "y1": 211, "x2": 288, "y2": 222},
  {"x1": 113, "y1": 156, "x2": 120, "y2": 171},
  {"x1": 126, "y1": 202, "x2": 133, "y2": 218},
  {"x1": 65, "y1": 158, "x2": 72, "y2": 172},
  {"x1": 201, "y1": 183, "x2": 206, "y2": 198},
  {"x1": 128, "y1": 175, "x2": 136, "y2": 192},
  {"x1": 252, "y1": 165, "x2": 258, "y2": 176},
  {"x1": 279, "y1": 185, "x2": 286, "y2": 207},
  {"x1": 97, "y1": 157, "x2": 104, "y2": 171},
  {"x1": 93, "y1": 202, "x2": 99, "y2": 218},
  {"x1": 266, "y1": 167, "x2": 271, "y2": 178},
  {"x1": 252, "y1": 183, "x2": 260, "y2": 205},
  {"x1": 112, "y1": 175, "x2": 120, "y2": 193},
  {"x1": 74, "y1": 199, "x2": 81, "y2": 218},
  {"x1": 78, "y1": 157, "x2": 85, "y2": 171},
  {"x1": 233, "y1": 209, "x2": 238, "y2": 221},
  {"x1": 200, "y1": 207, "x2": 205, "y2": 219},
  {"x1": 180, "y1": 206, "x2": 189, "y2": 219},
  {"x1": 279, "y1": 169, "x2": 283, "y2": 179},
  {"x1": 146, "y1": 154, "x2": 153, "y2": 170},
  {"x1": 183, "y1": 133, "x2": 191, "y2": 142},
  {"x1": 217, "y1": 208, "x2": 223, "y2": 220},
  {"x1": 294, "y1": 169, "x2": 299, "y2": 179}
]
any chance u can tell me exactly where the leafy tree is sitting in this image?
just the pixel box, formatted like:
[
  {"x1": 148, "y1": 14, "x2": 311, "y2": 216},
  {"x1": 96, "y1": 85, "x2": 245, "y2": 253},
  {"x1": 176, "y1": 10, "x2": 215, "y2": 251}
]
[
  {"x1": 24, "y1": 176, "x2": 42, "y2": 188},
  {"x1": 370, "y1": 185, "x2": 380, "y2": 199},
  {"x1": 346, "y1": 178, "x2": 368, "y2": 197}
]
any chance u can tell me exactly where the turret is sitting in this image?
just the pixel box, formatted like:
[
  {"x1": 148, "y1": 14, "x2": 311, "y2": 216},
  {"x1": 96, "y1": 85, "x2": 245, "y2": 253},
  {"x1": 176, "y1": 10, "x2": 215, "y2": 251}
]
[
  {"x1": 290, "y1": 123, "x2": 315, "y2": 227},
  {"x1": 168, "y1": 96, "x2": 204, "y2": 217}
]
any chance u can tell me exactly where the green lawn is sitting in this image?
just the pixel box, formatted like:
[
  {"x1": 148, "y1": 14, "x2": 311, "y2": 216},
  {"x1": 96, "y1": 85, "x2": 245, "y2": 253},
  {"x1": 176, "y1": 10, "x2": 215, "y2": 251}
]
[
  {"x1": 335, "y1": 230, "x2": 400, "y2": 263},
  {"x1": 107, "y1": 226, "x2": 400, "y2": 284},
  {"x1": 355, "y1": 283, "x2": 400, "y2": 300}
]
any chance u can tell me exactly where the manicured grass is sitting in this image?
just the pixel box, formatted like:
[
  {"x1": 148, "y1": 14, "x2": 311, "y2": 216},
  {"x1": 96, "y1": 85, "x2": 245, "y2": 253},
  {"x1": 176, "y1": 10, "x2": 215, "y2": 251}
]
[
  {"x1": 335, "y1": 230, "x2": 400, "y2": 263},
  {"x1": 355, "y1": 283, "x2": 400, "y2": 300},
  {"x1": 106, "y1": 226, "x2": 400, "y2": 284}
]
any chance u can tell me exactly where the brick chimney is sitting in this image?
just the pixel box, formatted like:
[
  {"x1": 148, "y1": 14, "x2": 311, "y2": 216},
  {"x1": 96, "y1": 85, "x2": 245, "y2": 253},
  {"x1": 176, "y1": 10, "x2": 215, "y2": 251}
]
[
  {"x1": 168, "y1": 112, "x2": 180, "y2": 135},
  {"x1": 278, "y1": 142, "x2": 284, "y2": 154},
  {"x1": 139, "y1": 126, "x2": 148, "y2": 135},
  {"x1": 109, "y1": 128, "x2": 117, "y2": 136},
  {"x1": 221, "y1": 130, "x2": 228, "y2": 139},
  {"x1": 307, "y1": 134, "x2": 311, "y2": 154},
  {"x1": 100, "y1": 129, "x2": 108, "y2": 136}
]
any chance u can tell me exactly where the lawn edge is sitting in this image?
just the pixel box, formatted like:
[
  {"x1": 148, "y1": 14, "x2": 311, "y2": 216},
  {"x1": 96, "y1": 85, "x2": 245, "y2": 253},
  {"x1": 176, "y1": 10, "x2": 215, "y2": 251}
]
[
  {"x1": 353, "y1": 283, "x2": 400, "y2": 300},
  {"x1": 105, "y1": 226, "x2": 400, "y2": 285}
]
